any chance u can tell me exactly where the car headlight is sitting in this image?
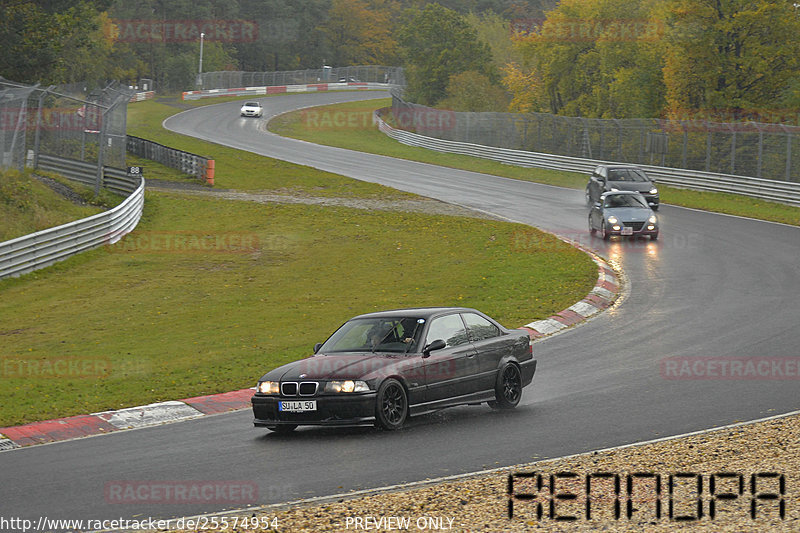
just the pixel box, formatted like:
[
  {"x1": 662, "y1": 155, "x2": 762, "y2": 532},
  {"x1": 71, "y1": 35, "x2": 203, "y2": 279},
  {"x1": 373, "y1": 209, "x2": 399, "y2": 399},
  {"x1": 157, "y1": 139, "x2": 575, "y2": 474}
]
[
  {"x1": 648, "y1": 215, "x2": 657, "y2": 224},
  {"x1": 649, "y1": 188, "x2": 658, "y2": 195},
  {"x1": 325, "y1": 380, "x2": 370, "y2": 393},
  {"x1": 257, "y1": 381, "x2": 280, "y2": 394},
  {"x1": 607, "y1": 215, "x2": 618, "y2": 224}
]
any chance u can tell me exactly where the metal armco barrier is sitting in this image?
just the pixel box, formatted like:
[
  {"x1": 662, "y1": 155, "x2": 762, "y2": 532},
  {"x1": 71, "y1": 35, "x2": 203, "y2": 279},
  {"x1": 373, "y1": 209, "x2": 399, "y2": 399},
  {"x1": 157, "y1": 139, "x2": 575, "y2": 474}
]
[
  {"x1": 37, "y1": 154, "x2": 139, "y2": 197},
  {"x1": 126, "y1": 135, "x2": 214, "y2": 184},
  {"x1": 374, "y1": 109, "x2": 800, "y2": 207},
  {"x1": 0, "y1": 177, "x2": 144, "y2": 280},
  {"x1": 182, "y1": 82, "x2": 392, "y2": 100}
]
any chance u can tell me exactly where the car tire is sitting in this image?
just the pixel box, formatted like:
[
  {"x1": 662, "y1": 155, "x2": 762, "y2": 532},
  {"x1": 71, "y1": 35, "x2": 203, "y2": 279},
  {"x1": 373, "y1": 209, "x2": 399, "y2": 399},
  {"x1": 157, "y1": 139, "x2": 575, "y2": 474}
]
[
  {"x1": 493, "y1": 363, "x2": 522, "y2": 409},
  {"x1": 375, "y1": 378, "x2": 407, "y2": 430},
  {"x1": 267, "y1": 424, "x2": 297, "y2": 433},
  {"x1": 651, "y1": 232, "x2": 659, "y2": 241},
  {"x1": 602, "y1": 226, "x2": 611, "y2": 241}
]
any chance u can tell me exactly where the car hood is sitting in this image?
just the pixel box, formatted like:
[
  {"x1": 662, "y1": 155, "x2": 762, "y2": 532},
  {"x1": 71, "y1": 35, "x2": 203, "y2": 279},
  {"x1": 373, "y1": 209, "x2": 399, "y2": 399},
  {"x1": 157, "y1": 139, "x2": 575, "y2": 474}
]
[
  {"x1": 259, "y1": 353, "x2": 416, "y2": 382},
  {"x1": 608, "y1": 181, "x2": 653, "y2": 193},
  {"x1": 604, "y1": 207, "x2": 652, "y2": 221}
]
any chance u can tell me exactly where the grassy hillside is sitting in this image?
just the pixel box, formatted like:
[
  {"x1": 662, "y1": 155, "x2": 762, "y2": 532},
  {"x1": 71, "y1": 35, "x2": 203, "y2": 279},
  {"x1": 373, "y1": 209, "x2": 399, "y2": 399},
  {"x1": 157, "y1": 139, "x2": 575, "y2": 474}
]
[{"x1": 0, "y1": 170, "x2": 104, "y2": 242}]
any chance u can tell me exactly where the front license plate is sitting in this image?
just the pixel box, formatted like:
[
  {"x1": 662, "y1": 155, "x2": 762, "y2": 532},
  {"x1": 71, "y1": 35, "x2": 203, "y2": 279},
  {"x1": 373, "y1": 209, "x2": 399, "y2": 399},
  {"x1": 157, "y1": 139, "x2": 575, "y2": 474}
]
[
  {"x1": 279, "y1": 400, "x2": 316, "y2": 412},
  {"x1": 621, "y1": 227, "x2": 634, "y2": 235}
]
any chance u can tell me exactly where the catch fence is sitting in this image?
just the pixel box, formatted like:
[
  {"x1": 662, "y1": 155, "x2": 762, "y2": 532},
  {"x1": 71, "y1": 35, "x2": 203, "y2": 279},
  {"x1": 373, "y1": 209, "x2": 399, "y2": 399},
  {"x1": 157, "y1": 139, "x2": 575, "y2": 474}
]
[{"x1": 391, "y1": 93, "x2": 800, "y2": 184}]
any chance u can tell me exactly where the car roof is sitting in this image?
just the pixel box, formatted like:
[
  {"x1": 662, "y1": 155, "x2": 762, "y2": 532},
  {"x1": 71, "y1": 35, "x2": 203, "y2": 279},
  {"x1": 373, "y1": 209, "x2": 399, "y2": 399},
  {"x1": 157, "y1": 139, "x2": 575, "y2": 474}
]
[{"x1": 351, "y1": 307, "x2": 477, "y2": 320}]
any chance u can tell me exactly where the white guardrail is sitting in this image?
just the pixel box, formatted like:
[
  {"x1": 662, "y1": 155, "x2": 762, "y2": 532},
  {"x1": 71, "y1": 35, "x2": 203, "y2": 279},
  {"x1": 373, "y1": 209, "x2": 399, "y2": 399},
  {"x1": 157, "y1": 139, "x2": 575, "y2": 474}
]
[
  {"x1": 0, "y1": 177, "x2": 144, "y2": 279},
  {"x1": 374, "y1": 109, "x2": 800, "y2": 207}
]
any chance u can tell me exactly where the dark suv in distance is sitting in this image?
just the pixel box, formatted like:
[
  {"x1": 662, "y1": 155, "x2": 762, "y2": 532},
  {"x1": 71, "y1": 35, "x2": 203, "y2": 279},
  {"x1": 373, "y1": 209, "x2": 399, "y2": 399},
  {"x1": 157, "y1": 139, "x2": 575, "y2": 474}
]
[{"x1": 585, "y1": 164, "x2": 659, "y2": 210}]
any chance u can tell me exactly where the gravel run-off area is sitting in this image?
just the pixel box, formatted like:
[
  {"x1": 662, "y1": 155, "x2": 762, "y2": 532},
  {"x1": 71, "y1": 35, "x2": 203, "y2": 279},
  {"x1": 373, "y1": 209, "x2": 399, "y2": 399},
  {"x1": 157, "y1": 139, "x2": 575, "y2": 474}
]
[{"x1": 161, "y1": 410, "x2": 800, "y2": 533}]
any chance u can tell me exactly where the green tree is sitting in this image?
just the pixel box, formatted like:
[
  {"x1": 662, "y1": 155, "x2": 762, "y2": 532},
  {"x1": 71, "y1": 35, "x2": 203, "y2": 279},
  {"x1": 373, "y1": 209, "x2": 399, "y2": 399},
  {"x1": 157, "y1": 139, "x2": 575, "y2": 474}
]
[
  {"x1": 319, "y1": 0, "x2": 398, "y2": 66},
  {"x1": 439, "y1": 70, "x2": 509, "y2": 111},
  {"x1": 661, "y1": 0, "x2": 800, "y2": 120},
  {"x1": 506, "y1": 0, "x2": 665, "y2": 118},
  {"x1": 0, "y1": 0, "x2": 116, "y2": 84},
  {"x1": 398, "y1": 3, "x2": 495, "y2": 105}
]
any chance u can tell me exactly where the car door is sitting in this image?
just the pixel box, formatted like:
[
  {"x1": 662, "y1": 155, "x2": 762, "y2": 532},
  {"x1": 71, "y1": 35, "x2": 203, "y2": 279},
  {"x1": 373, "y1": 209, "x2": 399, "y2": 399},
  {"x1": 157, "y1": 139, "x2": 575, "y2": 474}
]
[
  {"x1": 589, "y1": 202, "x2": 603, "y2": 231},
  {"x1": 462, "y1": 312, "x2": 507, "y2": 392},
  {"x1": 588, "y1": 166, "x2": 605, "y2": 202},
  {"x1": 421, "y1": 313, "x2": 478, "y2": 402}
]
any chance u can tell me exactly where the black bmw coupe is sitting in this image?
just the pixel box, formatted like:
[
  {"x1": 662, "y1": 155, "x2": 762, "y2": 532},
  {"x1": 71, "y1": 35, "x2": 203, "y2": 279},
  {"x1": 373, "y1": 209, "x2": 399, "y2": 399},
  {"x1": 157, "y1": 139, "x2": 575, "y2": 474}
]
[{"x1": 252, "y1": 307, "x2": 536, "y2": 432}]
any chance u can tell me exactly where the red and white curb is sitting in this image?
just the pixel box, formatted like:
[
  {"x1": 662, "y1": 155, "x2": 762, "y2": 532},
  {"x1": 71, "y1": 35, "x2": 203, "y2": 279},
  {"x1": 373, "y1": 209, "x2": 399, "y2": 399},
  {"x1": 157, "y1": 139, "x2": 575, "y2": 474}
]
[
  {"x1": 182, "y1": 82, "x2": 391, "y2": 100},
  {"x1": 521, "y1": 255, "x2": 620, "y2": 339},
  {"x1": 0, "y1": 388, "x2": 254, "y2": 449}
]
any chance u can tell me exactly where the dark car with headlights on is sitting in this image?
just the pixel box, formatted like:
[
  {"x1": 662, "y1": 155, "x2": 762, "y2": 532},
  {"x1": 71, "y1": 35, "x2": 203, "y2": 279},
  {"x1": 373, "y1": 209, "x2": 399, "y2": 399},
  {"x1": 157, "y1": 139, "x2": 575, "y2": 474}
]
[
  {"x1": 252, "y1": 307, "x2": 536, "y2": 432},
  {"x1": 586, "y1": 164, "x2": 659, "y2": 210},
  {"x1": 589, "y1": 191, "x2": 659, "y2": 240}
]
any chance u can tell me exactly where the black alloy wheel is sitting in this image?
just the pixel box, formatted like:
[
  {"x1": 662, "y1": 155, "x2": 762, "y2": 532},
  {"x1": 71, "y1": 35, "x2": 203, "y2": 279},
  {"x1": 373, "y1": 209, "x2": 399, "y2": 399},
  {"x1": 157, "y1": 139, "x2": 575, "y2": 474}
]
[
  {"x1": 375, "y1": 378, "x2": 408, "y2": 430},
  {"x1": 494, "y1": 363, "x2": 522, "y2": 409}
]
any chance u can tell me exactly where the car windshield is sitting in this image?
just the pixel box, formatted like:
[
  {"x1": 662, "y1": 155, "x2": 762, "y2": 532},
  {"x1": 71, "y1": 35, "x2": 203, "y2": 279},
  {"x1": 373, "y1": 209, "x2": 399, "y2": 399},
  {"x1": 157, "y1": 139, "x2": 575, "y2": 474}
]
[
  {"x1": 320, "y1": 317, "x2": 425, "y2": 354},
  {"x1": 244, "y1": 102, "x2": 259, "y2": 107},
  {"x1": 607, "y1": 168, "x2": 648, "y2": 182},
  {"x1": 604, "y1": 194, "x2": 648, "y2": 208}
]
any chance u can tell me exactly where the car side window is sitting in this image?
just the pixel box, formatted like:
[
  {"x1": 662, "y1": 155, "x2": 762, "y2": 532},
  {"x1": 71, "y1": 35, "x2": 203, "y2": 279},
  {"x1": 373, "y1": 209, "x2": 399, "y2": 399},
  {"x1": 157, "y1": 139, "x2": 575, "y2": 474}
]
[
  {"x1": 425, "y1": 314, "x2": 469, "y2": 348},
  {"x1": 462, "y1": 313, "x2": 500, "y2": 342}
]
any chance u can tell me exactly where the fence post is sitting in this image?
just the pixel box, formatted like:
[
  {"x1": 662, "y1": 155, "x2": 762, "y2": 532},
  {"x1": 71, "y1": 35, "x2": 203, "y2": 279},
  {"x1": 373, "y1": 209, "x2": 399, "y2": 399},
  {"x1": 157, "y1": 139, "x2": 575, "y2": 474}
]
[
  {"x1": 95, "y1": 105, "x2": 110, "y2": 194},
  {"x1": 33, "y1": 86, "x2": 54, "y2": 169},
  {"x1": 757, "y1": 126, "x2": 763, "y2": 178},
  {"x1": 786, "y1": 127, "x2": 792, "y2": 181}
]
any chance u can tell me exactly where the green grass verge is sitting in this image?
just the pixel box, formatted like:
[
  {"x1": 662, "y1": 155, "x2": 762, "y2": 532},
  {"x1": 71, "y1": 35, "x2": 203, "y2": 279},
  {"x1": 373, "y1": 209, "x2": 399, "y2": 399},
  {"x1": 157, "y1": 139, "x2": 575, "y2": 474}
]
[
  {"x1": 269, "y1": 99, "x2": 800, "y2": 226},
  {"x1": 0, "y1": 169, "x2": 104, "y2": 242},
  {"x1": 0, "y1": 194, "x2": 596, "y2": 427},
  {"x1": 0, "y1": 96, "x2": 598, "y2": 427}
]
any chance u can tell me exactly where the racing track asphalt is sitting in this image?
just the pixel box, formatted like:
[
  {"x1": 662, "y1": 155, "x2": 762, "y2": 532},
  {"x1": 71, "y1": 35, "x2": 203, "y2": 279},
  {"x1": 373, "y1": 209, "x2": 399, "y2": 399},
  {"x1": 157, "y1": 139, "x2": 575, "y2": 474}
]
[{"x1": 2, "y1": 91, "x2": 799, "y2": 528}]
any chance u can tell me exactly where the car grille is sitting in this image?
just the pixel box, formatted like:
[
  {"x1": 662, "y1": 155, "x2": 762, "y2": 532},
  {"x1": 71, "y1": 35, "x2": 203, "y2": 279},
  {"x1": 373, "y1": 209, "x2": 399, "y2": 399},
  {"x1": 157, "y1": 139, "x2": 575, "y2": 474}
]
[
  {"x1": 281, "y1": 381, "x2": 318, "y2": 396},
  {"x1": 624, "y1": 222, "x2": 645, "y2": 231}
]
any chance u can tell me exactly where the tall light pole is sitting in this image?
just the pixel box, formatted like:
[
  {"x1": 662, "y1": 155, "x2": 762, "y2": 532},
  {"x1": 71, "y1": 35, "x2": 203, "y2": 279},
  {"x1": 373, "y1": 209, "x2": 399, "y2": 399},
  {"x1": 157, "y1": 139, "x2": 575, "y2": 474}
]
[
  {"x1": 199, "y1": 32, "x2": 205, "y2": 73},
  {"x1": 197, "y1": 32, "x2": 205, "y2": 88}
]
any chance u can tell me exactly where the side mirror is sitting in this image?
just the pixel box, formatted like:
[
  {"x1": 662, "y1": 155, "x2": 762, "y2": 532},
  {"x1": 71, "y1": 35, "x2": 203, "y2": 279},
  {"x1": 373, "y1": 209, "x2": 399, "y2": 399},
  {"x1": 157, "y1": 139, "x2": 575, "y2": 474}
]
[
  {"x1": 422, "y1": 339, "x2": 446, "y2": 357},
  {"x1": 313, "y1": 343, "x2": 323, "y2": 354},
  {"x1": 594, "y1": 202, "x2": 602, "y2": 208}
]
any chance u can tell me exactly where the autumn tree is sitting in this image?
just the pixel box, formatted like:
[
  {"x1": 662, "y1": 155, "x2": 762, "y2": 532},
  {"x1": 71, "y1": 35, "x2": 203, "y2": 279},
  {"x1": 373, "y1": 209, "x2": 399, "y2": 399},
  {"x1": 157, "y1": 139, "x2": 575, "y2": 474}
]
[
  {"x1": 506, "y1": 0, "x2": 665, "y2": 118},
  {"x1": 438, "y1": 70, "x2": 510, "y2": 111},
  {"x1": 398, "y1": 3, "x2": 495, "y2": 106},
  {"x1": 661, "y1": 0, "x2": 800, "y2": 120},
  {"x1": 319, "y1": 0, "x2": 399, "y2": 66},
  {"x1": 0, "y1": 0, "x2": 118, "y2": 84}
]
